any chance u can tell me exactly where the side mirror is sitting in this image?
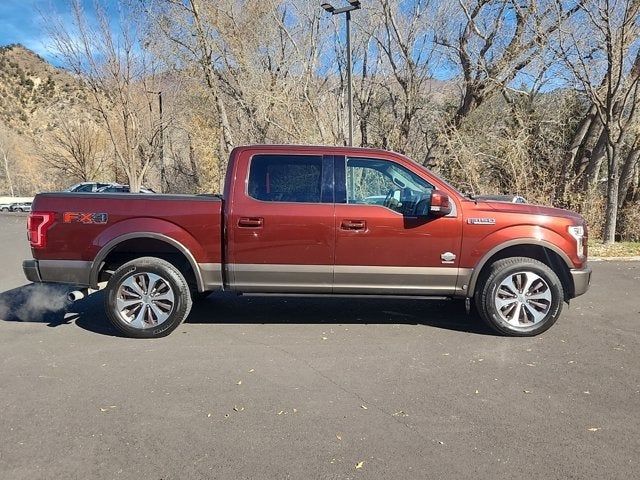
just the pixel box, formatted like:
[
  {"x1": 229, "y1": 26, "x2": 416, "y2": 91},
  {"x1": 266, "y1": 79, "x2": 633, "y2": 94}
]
[{"x1": 429, "y1": 190, "x2": 452, "y2": 217}]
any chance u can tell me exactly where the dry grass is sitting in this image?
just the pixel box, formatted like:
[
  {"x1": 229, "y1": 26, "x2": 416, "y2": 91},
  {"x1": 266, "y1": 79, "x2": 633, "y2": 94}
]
[{"x1": 588, "y1": 240, "x2": 640, "y2": 258}]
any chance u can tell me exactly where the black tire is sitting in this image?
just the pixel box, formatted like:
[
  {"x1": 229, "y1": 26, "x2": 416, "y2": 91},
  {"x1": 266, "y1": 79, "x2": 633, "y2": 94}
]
[
  {"x1": 104, "y1": 257, "x2": 192, "y2": 338},
  {"x1": 16, "y1": 208, "x2": 23, "y2": 212},
  {"x1": 475, "y1": 257, "x2": 564, "y2": 336},
  {"x1": 0, "y1": 207, "x2": 8, "y2": 212}
]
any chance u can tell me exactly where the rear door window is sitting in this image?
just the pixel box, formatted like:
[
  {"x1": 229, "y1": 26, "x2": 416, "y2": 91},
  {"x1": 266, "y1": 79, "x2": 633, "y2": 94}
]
[{"x1": 248, "y1": 154, "x2": 324, "y2": 203}]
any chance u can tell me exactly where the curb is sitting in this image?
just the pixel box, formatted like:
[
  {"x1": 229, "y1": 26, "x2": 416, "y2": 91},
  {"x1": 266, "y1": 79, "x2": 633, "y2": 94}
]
[{"x1": 590, "y1": 256, "x2": 640, "y2": 262}]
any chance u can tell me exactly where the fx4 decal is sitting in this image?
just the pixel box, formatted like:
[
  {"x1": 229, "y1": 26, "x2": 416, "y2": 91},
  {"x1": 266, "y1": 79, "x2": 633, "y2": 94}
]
[{"x1": 63, "y1": 212, "x2": 108, "y2": 224}]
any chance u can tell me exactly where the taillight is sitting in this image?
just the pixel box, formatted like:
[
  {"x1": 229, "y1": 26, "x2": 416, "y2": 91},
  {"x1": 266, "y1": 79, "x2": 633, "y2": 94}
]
[{"x1": 27, "y1": 212, "x2": 56, "y2": 249}]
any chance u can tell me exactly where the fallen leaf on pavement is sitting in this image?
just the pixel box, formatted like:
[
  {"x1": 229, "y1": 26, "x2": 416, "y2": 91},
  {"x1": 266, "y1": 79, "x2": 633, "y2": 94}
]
[
  {"x1": 587, "y1": 427, "x2": 600, "y2": 432},
  {"x1": 355, "y1": 461, "x2": 364, "y2": 469},
  {"x1": 361, "y1": 405, "x2": 368, "y2": 410}
]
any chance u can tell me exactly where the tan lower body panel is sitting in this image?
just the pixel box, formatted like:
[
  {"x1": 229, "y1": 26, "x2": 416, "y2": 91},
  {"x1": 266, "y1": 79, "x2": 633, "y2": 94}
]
[
  {"x1": 334, "y1": 265, "x2": 466, "y2": 295},
  {"x1": 199, "y1": 263, "x2": 223, "y2": 291},
  {"x1": 227, "y1": 264, "x2": 333, "y2": 293},
  {"x1": 227, "y1": 264, "x2": 471, "y2": 296}
]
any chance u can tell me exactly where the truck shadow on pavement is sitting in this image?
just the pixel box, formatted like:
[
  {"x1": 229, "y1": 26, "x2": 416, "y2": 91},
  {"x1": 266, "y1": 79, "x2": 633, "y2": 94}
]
[{"x1": 0, "y1": 285, "x2": 494, "y2": 336}]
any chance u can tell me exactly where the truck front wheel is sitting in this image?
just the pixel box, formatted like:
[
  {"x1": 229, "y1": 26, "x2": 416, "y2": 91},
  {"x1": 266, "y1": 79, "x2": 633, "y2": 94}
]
[
  {"x1": 105, "y1": 257, "x2": 193, "y2": 338},
  {"x1": 475, "y1": 257, "x2": 564, "y2": 336}
]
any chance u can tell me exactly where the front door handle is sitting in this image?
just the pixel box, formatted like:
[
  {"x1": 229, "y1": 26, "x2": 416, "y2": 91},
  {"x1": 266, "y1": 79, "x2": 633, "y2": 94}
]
[
  {"x1": 341, "y1": 219, "x2": 366, "y2": 231},
  {"x1": 238, "y1": 217, "x2": 264, "y2": 228}
]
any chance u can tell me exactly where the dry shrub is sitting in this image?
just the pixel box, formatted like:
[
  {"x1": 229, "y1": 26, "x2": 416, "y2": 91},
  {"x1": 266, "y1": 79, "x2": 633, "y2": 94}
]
[{"x1": 618, "y1": 202, "x2": 640, "y2": 241}]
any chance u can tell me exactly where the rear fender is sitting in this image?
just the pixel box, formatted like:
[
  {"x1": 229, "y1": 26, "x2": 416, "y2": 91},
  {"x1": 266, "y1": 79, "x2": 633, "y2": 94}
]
[{"x1": 89, "y1": 218, "x2": 206, "y2": 290}]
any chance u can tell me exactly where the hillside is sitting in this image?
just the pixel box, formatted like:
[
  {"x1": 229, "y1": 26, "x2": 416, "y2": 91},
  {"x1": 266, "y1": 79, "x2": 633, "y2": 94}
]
[{"x1": 0, "y1": 44, "x2": 92, "y2": 135}]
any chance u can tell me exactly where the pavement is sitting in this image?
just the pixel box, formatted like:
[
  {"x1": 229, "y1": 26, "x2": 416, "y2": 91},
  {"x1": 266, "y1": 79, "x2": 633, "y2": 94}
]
[{"x1": 0, "y1": 213, "x2": 638, "y2": 479}]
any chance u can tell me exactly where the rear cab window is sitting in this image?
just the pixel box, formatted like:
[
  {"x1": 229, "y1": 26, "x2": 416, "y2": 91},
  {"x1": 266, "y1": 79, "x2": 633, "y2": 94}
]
[{"x1": 248, "y1": 154, "x2": 325, "y2": 203}]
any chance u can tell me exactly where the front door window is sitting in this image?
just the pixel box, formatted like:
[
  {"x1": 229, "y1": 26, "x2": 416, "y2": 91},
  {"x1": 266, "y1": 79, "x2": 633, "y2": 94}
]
[{"x1": 346, "y1": 157, "x2": 433, "y2": 215}]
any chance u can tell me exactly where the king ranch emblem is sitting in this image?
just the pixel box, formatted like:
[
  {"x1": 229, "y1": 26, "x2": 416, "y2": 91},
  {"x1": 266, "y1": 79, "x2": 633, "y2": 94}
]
[{"x1": 63, "y1": 212, "x2": 108, "y2": 224}]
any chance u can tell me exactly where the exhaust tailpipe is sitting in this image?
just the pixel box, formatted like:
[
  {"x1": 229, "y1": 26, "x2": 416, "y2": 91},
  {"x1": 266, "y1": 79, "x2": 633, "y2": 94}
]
[
  {"x1": 67, "y1": 282, "x2": 106, "y2": 302},
  {"x1": 68, "y1": 289, "x2": 88, "y2": 302}
]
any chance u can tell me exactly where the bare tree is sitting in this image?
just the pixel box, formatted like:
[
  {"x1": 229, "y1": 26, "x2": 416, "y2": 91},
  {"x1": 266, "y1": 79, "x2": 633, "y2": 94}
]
[
  {"x1": 555, "y1": 0, "x2": 640, "y2": 243},
  {"x1": 40, "y1": 118, "x2": 106, "y2": 181},
  {"x1": 0, "y1": 129, "x2": 16, "y2": 197},
  {"x1": 47, "y1": 0, "x2": 165, "y2": 192},
  {"x1": 435, "y1": 0, "x2": 580, "y2": 128}
]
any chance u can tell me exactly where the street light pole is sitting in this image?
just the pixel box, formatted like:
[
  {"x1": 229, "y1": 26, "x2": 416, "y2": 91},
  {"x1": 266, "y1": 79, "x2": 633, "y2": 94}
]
[
  {"x1": 346, "y1": 9, "x2": 353, "y2": 147},
  {"x1": 147, "y1": 90, "x2": 165, "y2": 192},
  {"x1": 322, "y1": 1, "x2": 361, "y2": 147},
  {"x1": 158, "y1": 91, "x2": 165, "y2": 193}
]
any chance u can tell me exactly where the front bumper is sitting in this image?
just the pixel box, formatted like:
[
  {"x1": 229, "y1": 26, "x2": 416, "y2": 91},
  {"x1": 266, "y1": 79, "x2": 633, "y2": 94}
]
[
  {"x1": 570, "y1": 265, "x2": 592, "y2": 297},
  {"x1": 23, "y1": 259, "x2": 92, "y2": 286}
]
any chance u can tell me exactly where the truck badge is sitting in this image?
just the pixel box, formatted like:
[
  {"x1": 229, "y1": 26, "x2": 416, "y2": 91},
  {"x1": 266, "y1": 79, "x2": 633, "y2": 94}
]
[
  {"x1": 467, "y1": 218, "x2": 496, "y2": 225},
  {"x1": 441, "y1": 252, "x2": 456, "y2": 264}
]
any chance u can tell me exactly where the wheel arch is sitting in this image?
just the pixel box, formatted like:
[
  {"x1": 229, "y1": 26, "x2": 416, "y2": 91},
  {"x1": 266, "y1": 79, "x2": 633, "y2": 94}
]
[
  {"x1": 90, "y1": 232, "x2": 204, "y2": 292},
  {"x1": 467, "y1": 239, "x2": 574, "y2": 300}
]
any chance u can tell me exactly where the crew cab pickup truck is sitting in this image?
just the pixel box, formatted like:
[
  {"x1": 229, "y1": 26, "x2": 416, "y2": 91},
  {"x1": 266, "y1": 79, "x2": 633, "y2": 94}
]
[{"x1": 23, "y1": 145, "x2": 591, "y2": 338}]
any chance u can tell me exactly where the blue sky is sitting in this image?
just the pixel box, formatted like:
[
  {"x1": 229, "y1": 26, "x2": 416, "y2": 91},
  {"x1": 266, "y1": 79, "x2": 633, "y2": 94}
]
[
  {"x1": 0, "y1": 1, "x2": 67, "y2": 60},
  {"x1": 0, "y1": 0, "x2": 120, "y2": 63}
]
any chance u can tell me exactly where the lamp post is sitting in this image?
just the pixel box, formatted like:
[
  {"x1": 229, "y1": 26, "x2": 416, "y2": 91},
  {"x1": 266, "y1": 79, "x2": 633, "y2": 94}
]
[
  {"x1": 147, "y1": 90, "x2": 165, "y2": 192},
  {"x1": 321, "y1": 1, "x2": 361, "y2": 147}
]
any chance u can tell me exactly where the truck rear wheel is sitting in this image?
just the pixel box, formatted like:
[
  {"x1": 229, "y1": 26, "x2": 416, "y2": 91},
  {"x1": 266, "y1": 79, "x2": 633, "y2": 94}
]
[
  {"x1": 105, "y1": 257, "x2": 192, "y2": 338},
  {"x1": 475, "y1": 257, "x2": 564, "y2": 336}
]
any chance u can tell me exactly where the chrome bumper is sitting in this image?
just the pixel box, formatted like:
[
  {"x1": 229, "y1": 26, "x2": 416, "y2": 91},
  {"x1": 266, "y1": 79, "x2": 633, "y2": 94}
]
[
  {"x1": 570, "y1": 265, "x2": 592, "y2": 297},
  {"x1": 23, "y1": 259, "x2": 92, "y2": 286}
]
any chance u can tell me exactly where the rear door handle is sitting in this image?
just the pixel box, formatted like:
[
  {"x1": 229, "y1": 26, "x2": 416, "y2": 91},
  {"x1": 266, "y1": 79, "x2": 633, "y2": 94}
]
[
  {"x1": 341, "y1": 219, "x2": 366, "y2": 231},
  {"x1": 238, "y1": 217, "x2": 264, "y2": 228}
]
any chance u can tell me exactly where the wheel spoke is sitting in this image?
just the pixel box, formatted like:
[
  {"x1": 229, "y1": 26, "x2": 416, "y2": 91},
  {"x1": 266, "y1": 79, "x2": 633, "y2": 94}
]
[
  {"x1": 523, "y1": 303, "x2": 546, "y2": 323},
  {"x1": 496, "y1": 296, "x2": 518, "y2": 310},
  {"x1": 117, "y1": 297, "x2": 142, "y2": 311},
  {"x1": 128, "y1": 304, "x2": 147, "y2": 329},
  {"x1": 121, "y1": 276, "x2": 145, "y2": 297}
]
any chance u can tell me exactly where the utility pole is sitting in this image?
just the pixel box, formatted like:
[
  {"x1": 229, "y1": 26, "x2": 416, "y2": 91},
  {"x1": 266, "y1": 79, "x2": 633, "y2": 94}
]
[
  {"x1": 147, "y1": 90, "x2": 165, "y2": 192},
  {"x1": 321, "y1": 1, "x2": 361, "y2": 147}
]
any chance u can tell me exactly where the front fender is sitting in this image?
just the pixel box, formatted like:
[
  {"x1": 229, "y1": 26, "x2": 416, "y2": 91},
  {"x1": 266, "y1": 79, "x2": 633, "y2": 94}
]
[{"x1": 464, "y1": 225, "x2": 576, "y2": 296}]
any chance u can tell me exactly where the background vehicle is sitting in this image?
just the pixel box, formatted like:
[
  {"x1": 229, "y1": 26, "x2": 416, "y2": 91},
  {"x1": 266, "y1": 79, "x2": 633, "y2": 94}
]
[
  {"x1": 95, "y1": 184, "x2": 155, "y2": 194},
  {"x1": 10, "y1": 202, "x2": 32, "y2": 212},
  {"x1": 23, "y1": 145, "x2": 590, "y2": 338},
  {"x1": 65, "y1": 182, "x2": 112, "y2": 193},
  {"x1": 0, "y1": 203, "x2": 11, "y2": 212}
]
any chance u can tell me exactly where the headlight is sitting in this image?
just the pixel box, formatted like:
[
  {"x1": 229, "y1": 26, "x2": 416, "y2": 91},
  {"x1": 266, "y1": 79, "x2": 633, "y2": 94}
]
[{"x1": 568, "y1": 225, "x2": 585, "y2": 259}]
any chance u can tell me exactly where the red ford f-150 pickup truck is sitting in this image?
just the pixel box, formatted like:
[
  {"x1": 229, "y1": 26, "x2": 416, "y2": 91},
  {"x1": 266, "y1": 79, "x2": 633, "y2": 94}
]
[{"x1": 23, "y1": 145, "x2": 591, "y2": 338}]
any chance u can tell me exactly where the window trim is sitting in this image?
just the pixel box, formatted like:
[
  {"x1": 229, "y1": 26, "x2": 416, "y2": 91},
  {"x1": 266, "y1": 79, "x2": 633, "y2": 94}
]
[{"x1": 245, "y1": 153, "x2": 332, "y2": 205}]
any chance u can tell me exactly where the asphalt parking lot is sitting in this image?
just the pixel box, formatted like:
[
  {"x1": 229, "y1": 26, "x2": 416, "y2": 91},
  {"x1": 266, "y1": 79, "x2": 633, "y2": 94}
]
[{"x1": 0, "y1": 212, "x2": 638, "y2": 479}]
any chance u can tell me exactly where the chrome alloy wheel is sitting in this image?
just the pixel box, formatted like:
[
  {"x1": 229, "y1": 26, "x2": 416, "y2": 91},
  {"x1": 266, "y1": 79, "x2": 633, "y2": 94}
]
[
  {"x1": 494, "y1": 271, "x2": 552, "y2": 327},
  {"x1": 115, "y1": 272, "x2": 175, "y2": 329}
]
